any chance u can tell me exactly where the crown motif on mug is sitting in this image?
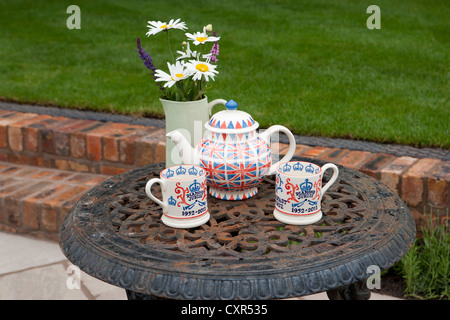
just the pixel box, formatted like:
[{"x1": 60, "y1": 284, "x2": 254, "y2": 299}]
[
  {"x1": 293, "y1": 162, "x2": 304, "y2": 171},
  {"x1": 282, "y1": 162, "x2": 291, "y2": 173},
  {"x1": 189, "y1": 179, "x2": 201, "y2": 193},
  {"x1": 168, "y1": 196, "x2": 177, "y2": 206},
  {"x1": 305, "y1": 164, "x2": 314, "y2": 174},
  {"x1": 166, "y1": 168, "x2": 174, "y2": 178},
  {"x1": 176, "y1": 166, "x2": 186, "y2": 175},
  {"x1": 300, "y1": 178, "x2": 313, "y2": 191},
  {"x1": 188, "y1": 166, "x2": 198, "y2": 175}
]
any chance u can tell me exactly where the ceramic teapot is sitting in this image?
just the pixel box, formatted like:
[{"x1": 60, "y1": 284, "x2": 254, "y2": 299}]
[{"x1": 166, "y1": 99, "x2": 296, "y2": 200}]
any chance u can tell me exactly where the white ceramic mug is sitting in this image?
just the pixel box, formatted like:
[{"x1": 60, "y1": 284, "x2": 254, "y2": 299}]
[
  {"x1": 146, "y1": 165, "x2": 209, "y2": 228},
  {"x1": 274, "y1": 161, "x2": 339, "y2": 225}
]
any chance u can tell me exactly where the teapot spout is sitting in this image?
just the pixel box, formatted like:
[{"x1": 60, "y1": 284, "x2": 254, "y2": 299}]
[{"x1": 166, "y1": 130, "x2": 199, "y2": 165}]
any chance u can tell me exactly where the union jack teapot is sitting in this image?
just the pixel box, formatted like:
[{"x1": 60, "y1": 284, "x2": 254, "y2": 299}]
[{"x1": 166, "y1": 99, "x2": 296, "y2": 200}]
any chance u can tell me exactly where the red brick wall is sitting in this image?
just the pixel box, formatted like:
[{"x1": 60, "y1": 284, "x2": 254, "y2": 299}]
[
  {"x1": 0, "y1": 162, "x2": 110, "y2": 240},
  {"x1": 0, "y1": 110, "x2": 166, "y2": 175}
]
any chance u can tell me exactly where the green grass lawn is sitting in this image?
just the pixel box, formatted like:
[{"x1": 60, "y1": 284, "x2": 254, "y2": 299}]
[{"x1": 0, "y1": 0, "x2": 448, "y2": 148}]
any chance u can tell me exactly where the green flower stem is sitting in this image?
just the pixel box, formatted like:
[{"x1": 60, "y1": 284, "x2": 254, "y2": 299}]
[
  {"x1": 165, "y1": 30, "x2": 175, "y2": 62},
  {"x1": 197, "y1": 80, "x2": 202, "y2": 100},
  {"x1": 200, "y1": 43, "x2": 205, "y2": 56},
  {"x1": 176, "y1": 81, "x2": 187, "y2": 101},
  {"x1": 189, "y1": 80, "x2": 196, "y2": 100}
]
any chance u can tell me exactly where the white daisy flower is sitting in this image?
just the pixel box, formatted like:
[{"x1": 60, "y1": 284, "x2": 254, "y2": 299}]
[
  {"x1": 185, "y1": 27, "x2": 220, "y2": 45},
  {"x1": 176, "y1": 42, "x2": 211, "y2": 61},
  {"x1": 185, "y1": 60, "x2": 218, "y2": 81},
  {"x1": 146, "y1": 18, "x2": 187, "y2": 36},
  {"x1": 154, "y1": 61, "x2": 191, "y2": 88},
  {"x1": 176, "y1": 42, "x2": 200, "y2": 60}
]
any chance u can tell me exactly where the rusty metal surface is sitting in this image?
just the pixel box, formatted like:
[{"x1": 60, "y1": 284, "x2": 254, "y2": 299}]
[{"x1": 60, "y1": 157, "x2": 416, "y2": 300}]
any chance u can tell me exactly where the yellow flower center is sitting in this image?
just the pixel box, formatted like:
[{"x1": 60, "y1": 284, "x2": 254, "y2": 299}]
[
  {"x1": 196, "y1": 36, "x2": 208, "y2": 42},
  {"x1": 196, "y1": 64, "x2": 209, "y2": 72},
  {"x1": 160, "y1": 24, "x2": 167, "y2": 29},
  {"x1": 171, "y1": 74, "x2": 184, "y2": 81}
]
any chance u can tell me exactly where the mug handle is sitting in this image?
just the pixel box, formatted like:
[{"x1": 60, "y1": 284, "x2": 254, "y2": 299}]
[
  {"x1": 320, "y1": 163, "x2": 339, "y2": 201},
  {"x1": 145, "y1": 178, "x2": 168, "y2": 212},
  {"x1": 208, "y1": 99, "x2": 227, "y2": 117},
  {"x1": 260, "y1": 125, "x2": 296, "y2": 175}
]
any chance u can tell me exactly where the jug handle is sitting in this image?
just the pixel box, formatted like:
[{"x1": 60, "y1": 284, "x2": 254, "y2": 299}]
[
  {"x1": 145, "y1": 178, "x2": 168, "y2": 212},
  {"x1": 319, "y1": 163, "x2": 339, "y2": 202},
  {"x1": 260, "y1": 125, "x2": 296, "y2": 175},
  {"x1": 208, "y1": 99, "x2": 227, "y2": 116}
]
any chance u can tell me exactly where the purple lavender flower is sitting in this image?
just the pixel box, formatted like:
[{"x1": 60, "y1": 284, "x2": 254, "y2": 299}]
[
  {"x1": 208, "y1": 31, "x2": 219, "y2": 63},
  {"x1": 137, "y1": 37, "x2": 164, "y2": 91},
  {"x1": 209, "y1": 42, "x2": 219, "y2": 63}
]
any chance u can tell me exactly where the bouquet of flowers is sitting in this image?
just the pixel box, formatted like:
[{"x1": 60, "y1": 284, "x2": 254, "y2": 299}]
[{"x1": 137, "y1": 19, "x2": 220, "y2": 102}]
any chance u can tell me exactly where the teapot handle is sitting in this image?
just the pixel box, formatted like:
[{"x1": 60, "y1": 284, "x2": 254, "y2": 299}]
[
  {"x1": 208, "y1": 99, "x2": 228, "y2": 117},
  {"x1": 260, "y1": 125, "x2": 296, "y2": 175}
]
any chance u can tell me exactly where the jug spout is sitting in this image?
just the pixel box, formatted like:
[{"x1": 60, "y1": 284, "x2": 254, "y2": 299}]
[{"x1": 166, "y1": 130, "x2": 199, "y2": 165}]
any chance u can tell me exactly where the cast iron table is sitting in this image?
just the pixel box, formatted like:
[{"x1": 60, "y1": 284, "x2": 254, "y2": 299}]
[{"x1": 59, "y1": 157, "x2": 416, "y2": 300}]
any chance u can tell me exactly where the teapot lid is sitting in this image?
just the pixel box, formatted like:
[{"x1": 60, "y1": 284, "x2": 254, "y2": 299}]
[{"x1": 205, "y1": 99, "x2": 259, "y2": 133}]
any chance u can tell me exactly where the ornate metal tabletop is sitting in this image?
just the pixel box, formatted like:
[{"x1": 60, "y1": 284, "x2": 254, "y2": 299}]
[{"x1": 59, "y1": 157, "x2": 416, "y2": 300}]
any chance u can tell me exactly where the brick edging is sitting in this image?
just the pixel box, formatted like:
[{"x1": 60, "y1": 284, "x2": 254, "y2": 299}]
[
  {"x1": 0, "y1": 162, "x2": 110, "y2": 240},
  {"x1": 0, "y1": 109, "x2": 165, "y2": 176}
]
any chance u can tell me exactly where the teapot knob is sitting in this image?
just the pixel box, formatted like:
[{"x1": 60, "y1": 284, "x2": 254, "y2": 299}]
[{"x1": 225, "y1": 99, "x2": 238, "y2": 110}]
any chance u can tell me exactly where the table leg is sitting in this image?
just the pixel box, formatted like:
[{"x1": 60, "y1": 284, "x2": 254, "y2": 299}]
[{"x1": 326, "y1": 280, "x2": 371, "y2": 300}]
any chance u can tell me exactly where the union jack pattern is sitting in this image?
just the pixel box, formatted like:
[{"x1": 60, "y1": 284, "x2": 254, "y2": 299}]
[{"x1": 198, "y1": 136, "x2": 271, "y2": 200}]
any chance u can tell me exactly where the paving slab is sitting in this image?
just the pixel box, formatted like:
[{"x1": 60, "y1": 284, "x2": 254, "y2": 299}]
[
  {"x1": 0, "y1": 232, "x2": 66, "y2": 274},
  {"x1": 0, "y1": 262, "x2": 87, "y2": 300},
  {"x1": 0, "y1": 231, "x2": 126, "y2": 300}
]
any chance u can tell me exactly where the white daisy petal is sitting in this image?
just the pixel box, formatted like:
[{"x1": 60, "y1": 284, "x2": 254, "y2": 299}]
[
  {"x1": 147, "y1": 21, "x2": 162, "y2": 28},
  {"x1": 154, "y1": 69, "x2": 171, "y2": 82},
  {"x1": 168, "y1": 18, "x2": 188, "y2": 30}
]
